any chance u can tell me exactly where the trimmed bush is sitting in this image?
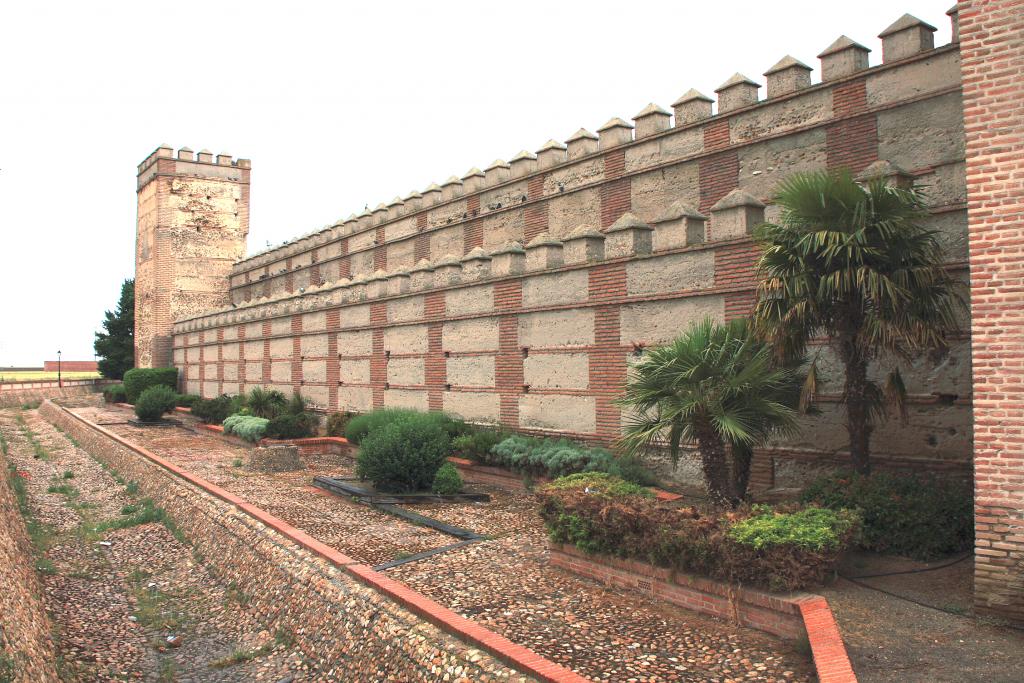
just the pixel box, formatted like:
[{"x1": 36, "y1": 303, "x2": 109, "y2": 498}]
[
  {"x1": 801, "y1": 471, "x2": 973, "y2": 559},
  {"x1": 432, "y1": 462, "x2": 463, "y2": 495},
  {"x1": 223, "y1": 415, "x2": 270, "y2": 443},
  {"x1": 489, "y1": 435, "x2": 656, "y2": 485},
  {"x1": 103, "y1": 384, "x2": 127, "y2": 404},
  {"x1": 345, "y1": 408, "x2": 462, "y2": 445},
  {"x1": 134, "y1": 385, "x2": 178, "y2": 422},
  {"x1": 264, "y1": 412, "x2": 317, "y2": 440},
  {"x1": 539, "y1": 475, "x2": 858, "y2": 591},
  {"x1": 123, "y1": 367, "x2": 178, "y2": 403},
  {"x1": 452, "y1": 429, "x2": 509, "y2": 463},
  {"x1": 191, "y1": 395, "x2": 244, "y2": 425},
  {"x1": 325, "y1": 411, "x2": 352, "y2": 437},
  {"x1": 176, "y1": 394, "x2": 201, "y2": 408},
  {"x1": 356, "y1": 413, "x2": 451, "y2": 492}
]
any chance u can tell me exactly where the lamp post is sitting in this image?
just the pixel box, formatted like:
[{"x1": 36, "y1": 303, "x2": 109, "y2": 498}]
[{"x1": 57, "y1": 350, "x2": 61, "y2": 388}]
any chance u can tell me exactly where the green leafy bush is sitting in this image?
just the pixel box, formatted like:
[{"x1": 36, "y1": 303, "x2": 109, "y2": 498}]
[
  {"x1": 325, "y1": 411, "x2": 352, "y2": 437},
  {"x1": 134, "y1": 385, "x2": 178, "y2": 422},
  {"x1": 345, "y1": 408, "x2": 463, "y2": 445},
  {"x1": 246, "y1": 387, "x2": 287, "y2": 419},
  {"x1": 223, "y1": 415, "x2": 270, "y2": 442},
  {"x1": 452, "y1": 428, "x2": 509, "y2": 462},
  {"x1": 103, "y1": 384, "x2": 127, "y2": 404},
  {"x1": 191, "y1": 395, "x2": 245, "y2": 425},
  {"x1": 176, "y1": 394, "x2": 200, "y2": 408},
  {"x1": 539, "y1": 475, "x2": 858, "y2": 591},
  {"x1": 489, "y1": 435, "x2": 656, "y2": 485},
  {"x1": 123, "y1": 367, "x2": 178, "y2": 403},
  {"x1": 432, "y1": 462, "x2": 463, "y2": 495},
  {"x1": 801, "y1": 471, "x2": 972, "y2": 559},
  {"x1": 264, "y1": 412, "x2": 317, "y2": 440},
  {"x1": 356, "y1": 413, "x2": 450, "y2": 492}
]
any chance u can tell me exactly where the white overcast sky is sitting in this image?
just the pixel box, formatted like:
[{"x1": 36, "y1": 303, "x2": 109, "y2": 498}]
[{"x1": 0, "y1": 1, "x2": 952, "y2": 366}]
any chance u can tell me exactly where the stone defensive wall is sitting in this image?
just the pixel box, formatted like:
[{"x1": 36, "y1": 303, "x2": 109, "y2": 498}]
[
  {"x1": 41, "y1": 400, "x2": 590, "y2": 681},
  {"x1": 171, "y1": 11, "x2": 970, "y2": 486},
  {"x1": 0, "y1": 454, "x2": 59, "y2": 681}
]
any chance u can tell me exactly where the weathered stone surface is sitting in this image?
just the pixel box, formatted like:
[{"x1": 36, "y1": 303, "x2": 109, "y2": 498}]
[{"x1": 248, "y1": 444, "x2": 303, "y2": 472}]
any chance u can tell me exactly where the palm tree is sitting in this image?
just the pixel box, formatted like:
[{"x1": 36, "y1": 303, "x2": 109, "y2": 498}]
[
  {"x1": 617, "y1": 318, "x2": 802, "y2": 506},
  {"x1": 246, "y1": 387, "x2": 287, "y2": 419},
  {"x1": 753, "y1": 170, "x2": 964, "y2": 475}
]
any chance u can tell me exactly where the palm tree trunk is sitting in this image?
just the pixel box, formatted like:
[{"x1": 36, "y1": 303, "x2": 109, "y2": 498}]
[
  {"x1": 695, "y1": 421, "x2": 733, "y2": 506},
  {"x1": 731, "y1": 443, "x2": 753, "y2": 502},
  {"x1": 842, "y1": 349, "x2": 873, "y2": 475}
]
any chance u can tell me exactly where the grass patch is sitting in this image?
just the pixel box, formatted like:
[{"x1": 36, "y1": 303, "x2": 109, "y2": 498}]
[
  {"x1": 62, "y1": 470, "x2": 74, "y2": 479},
  {"x1": 225, "y1": 581, "x2": 251, "y2": 607},
  {"x1": 209, "y1": 628, "x2": 294, "y2": 669},
  {"x1": 20, "y1": 400, "x2": 42, "y2": 410},
  {"x1": 6, "y1": 462, "x2": 58, "y2": 573},
  {"x1": 47, "y1": 483, "x2": 79, "y2": 498},
  {"x1": 232, "y1": 458, "x2": 243, "y2": 468},
  {"x1": 157, "y1": 658, "x2": 177, "y2": 683},
  {"x1": 0, "y1": 428, "x2": 8, "y2": 456},
  {"x1": 0, "y1": 651, "x2": 16, "y2": 683},
  {"x1": 14, "y1": 415, "x2": 49, "y2": 460}
]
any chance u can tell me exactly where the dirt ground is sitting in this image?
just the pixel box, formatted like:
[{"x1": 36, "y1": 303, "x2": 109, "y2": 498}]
[{"x1": 822, "y1": 551, "x2": 1024, "y2": 683}]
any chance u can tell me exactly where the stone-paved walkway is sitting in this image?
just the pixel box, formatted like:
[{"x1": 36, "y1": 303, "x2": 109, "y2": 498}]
[
  {"x1": 74, "y1": 402, "x2": 814, "y2": 683},
  {"x1": 0, "y1": 406, "x2": 300, "y2": 681}
]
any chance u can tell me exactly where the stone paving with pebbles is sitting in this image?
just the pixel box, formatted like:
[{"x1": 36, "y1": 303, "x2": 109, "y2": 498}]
[
  {"x1": 69, "y1": 402, "x2": 815, "y2": 683},
  {"x1": 0, "y1": 407, "x2": 301, "y2": 681}
]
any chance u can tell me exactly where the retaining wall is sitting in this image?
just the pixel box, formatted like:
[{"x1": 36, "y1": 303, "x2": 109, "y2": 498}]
[
  {"x1": 168, "y1": 12, "x2": 970, "y2": 488},
  {"x1": 0, "y1": 455, "x2": 59, "y2": 682},
  {"x1": 0, "y1": 378, "x2": 112, "y2": 409},
  {"x1": 40, "y1": 400, "x2": 588, "y2": 682}
]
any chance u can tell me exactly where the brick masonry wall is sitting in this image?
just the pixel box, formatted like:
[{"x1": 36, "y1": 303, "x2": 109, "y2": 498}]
[
  {"x1": 171, "y1": 28, "x2": 972, "y2": 487},
  {"x1": 0, "y1": 454, "x2": 60, "y2": 682},
  {"x1": 40, "y1": 401, "x2": 539, "y2": 681},
  {"x1": 42, "y1": 360, "x2": 97, "y2": 372},
  {"x1": 960, "y1": 0, "x2": 1024, "y2": 622}
]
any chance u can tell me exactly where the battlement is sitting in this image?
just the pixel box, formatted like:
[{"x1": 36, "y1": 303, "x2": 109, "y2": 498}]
[
  {"x1": 229, "y1": 9, "x2": 956, "y2": 279},
  {"x1": 136, "y1": 145, "x2": 251, "y2": 191}
]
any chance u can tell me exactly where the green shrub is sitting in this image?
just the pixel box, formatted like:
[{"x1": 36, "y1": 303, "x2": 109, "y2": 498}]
[
  {"x1": 801, "y1": 471, "x2": 973, "y2": 559},
  {"x1": 264, "y1": 412, "x2": 317, "y2": 440},
  {"x1": 134, "y1": 385, "x2": 178, "y2": 422},
  {"x1": 729, "y1": 506, "x2": 859, "y2": 551},
  {"x1": 489, "y1": 435, "x2": 656, "y2": 485},
  {"x1": 345, "y1": 408, "x2": 460, "y2": 444},
  {"x1": 432, "y1": 462, "x2": 463, "y2": 495},
  {"x1": 539, "y1": 476, "x2": 858, "y2": 591},
  {"x1": 452, "y1": 428, "x2": 509, "y2": 462},
  {"x1": 325, "y1": 411, "x2": 352, "y2": 437},
  {"x1": 176, "y1": 394, "x2": 200, "y2": 408},
  {"x1": 123, "y1": 367, "x2": 178, "y2": 403},
  {"x1": 191, "y1": 395, "x2": 245, "y2": 425},
  {"x1": 356, "y1": 413, "x2": 450, "y2": 492},
  {"x1": 223, "y1": 415, "x2": 270, "y2": 443},
  {"x1": 103, "y1": 384, "x2": 128, "y2": 404},
  {"x1": 246, "y1": 387, "x2": 287, "y2": 419}
]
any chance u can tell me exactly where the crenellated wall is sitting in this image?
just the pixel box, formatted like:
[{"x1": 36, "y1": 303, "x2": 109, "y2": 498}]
[{"x1": 169, "y1": 11, "x2": 971, "y2": 486}]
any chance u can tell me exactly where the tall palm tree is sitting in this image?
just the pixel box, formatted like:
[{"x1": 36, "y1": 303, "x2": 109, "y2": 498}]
[
  {"x1": 753, "y1": 170, "x2": 964, "y2": 475},
  {"x1": 617, "y1": 318, "x2": 802, "y2": 506}
]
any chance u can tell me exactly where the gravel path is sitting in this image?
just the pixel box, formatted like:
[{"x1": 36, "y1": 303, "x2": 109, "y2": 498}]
[
  {"x1": 69, "y1": 403, "x2": 814, "y2": 683},
  {"x1": 0, "y1": 407, "x2": 301, "y2": 681}
]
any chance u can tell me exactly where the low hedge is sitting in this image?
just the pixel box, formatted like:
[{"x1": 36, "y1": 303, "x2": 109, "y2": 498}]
[
  {"x1": 345, "y1": 408, "x2": 465, "y2": 444},
  {"x1": 223, "y1": 415, "x2": 269, "y2": 443},
  {"x1": 800, "y1": 471, "x2": 973, "y2": 560},
  {"x1": 191, "y1": 395, "x2": 244, "y2": 425},
  {"x1": 103, "y1": 384, "x2": 127, "y2": 404},
  {"x1": 123, "y1": 368, "x2": 178, "y2": 403},
  {"x1": 265, "y1": 412, "x2": 317, "y2": 440},
  {"x1": 490, "y1": 435, "x2": 656, "y2": 486},
  {"x1": 539, "y1": 473, "x2": 858, "y2": 591}
]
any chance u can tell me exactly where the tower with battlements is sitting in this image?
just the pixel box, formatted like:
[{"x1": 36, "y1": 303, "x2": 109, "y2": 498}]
[{"x1": 134, "y1": 145, "x2": 250, "y2": 368}]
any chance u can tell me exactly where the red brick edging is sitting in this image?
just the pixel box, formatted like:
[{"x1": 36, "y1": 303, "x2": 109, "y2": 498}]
[
  {"x1": 549, "y1": 543, "x2": 856, "y2": 683},
  {"x1": 59, "y1": 402, "x2": 588, "y2": 683}
]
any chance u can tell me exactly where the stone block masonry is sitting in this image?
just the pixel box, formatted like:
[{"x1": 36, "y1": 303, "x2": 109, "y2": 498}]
[
  {"x1": 168, "y1": 11, "x2": 972, "y2": 487},
  {"x1": 42, "y1": 400, "x2": 589, "y2": 682},
  {"x1": 0, "y1": 451, "x2": 59, "y2": 681},
  {"x1": 959, "y1": 0, "x2": 1024, "y2": 622}
]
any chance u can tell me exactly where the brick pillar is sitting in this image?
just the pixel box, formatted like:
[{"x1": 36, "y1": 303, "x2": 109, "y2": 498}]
[
  {"x1": 216, "y1": 328, "x2": 224, "y2": 395},
  {"x1": 291, "y1": 314, "x2": 302, "y2": 395},
  {"x1": 374, "y1": 227, "x2": 387, "y2": 271},
  {"x1": 262, "y1": 321, "x2": 272, "y2": 389},
  {"x1": 589, "y1": 264, "x2": 627, "y2": 440},
  {"x1": 285, "y1": 258, "x2": 294, "y2": 294},
  {"x1": 825, "y1": 80, "x2": 878, "y2": 173},
  {"x1": 495, "y1": 281, "x2": 524, "y2": 428},
  {"x1": 960, "y1": 0, "x2": 1024, "y2": 623},
  {"x1": 326, "y1": 309, "x2": 340, "y2": 411},
  {"x1": 425, "y1": 292, "x2": 446, "y2": 412},
  {"x1": 198, "y1": 331, "x2": 206, "y2": 396},
  {"x1": 370, "y1": 303, "x2": 387, "y2": 408},
  {"x1": 238, "y1": 324, "x2": 247, "y2": 391},
  {"x1": 599, "y1": 150, "x2": 630, "y2": 229},
  {"x1": 463, "y1": 196, "x2": 483, "y2": 254}
]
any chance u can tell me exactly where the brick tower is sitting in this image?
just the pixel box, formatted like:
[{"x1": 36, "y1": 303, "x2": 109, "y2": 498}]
[{"x1": 134, "y1": 145, "x2": 251, "y2": 368}]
